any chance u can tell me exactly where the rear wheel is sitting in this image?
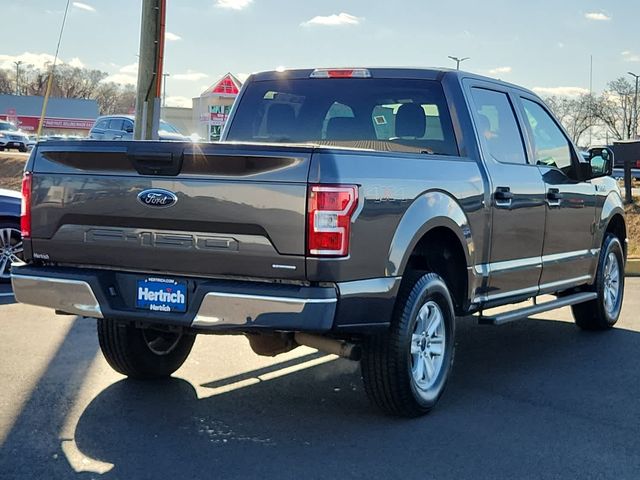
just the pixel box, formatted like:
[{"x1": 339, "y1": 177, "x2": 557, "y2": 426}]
[
  {"x1": 361, "y1": 272, "x2": 455, "y2": 417},
  {"x1": 0, "y1": 223, "x2": 23, "y2": 283},
  {"x1": 572, "y1": 234, "x2": 625, "y2": 330},
  {"x1": 97, "y1": 319, "x2": 196, "y2": 379}
]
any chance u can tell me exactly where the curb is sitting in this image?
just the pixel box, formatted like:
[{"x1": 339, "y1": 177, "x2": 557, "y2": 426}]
[{"x1": 627, "y1": 258, "x2": 640, "y2": 277}]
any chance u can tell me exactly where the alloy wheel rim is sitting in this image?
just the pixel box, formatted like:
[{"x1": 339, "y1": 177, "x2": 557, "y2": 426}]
[
  {"x1": 410, "y1": 301, "x2": 446, "y2": 392},
  {"x1": 0, "y1": 227, "x2": 23, "y2": 279},
  {"x1": 603, "y1": 252, "x2": 621, "y2": 315}
]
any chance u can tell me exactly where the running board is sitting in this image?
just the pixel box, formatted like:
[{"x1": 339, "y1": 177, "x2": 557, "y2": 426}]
[{"x1": 478, "y1": 292, "x2": 598, "y2": 326}]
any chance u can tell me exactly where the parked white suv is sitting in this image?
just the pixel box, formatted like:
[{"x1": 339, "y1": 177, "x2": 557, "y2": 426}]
[{"x1": 0, "y1": 121, "x2": 29, "y2": 152}]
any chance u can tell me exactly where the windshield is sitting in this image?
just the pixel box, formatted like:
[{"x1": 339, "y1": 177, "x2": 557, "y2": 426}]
[
  {"x1": 0, "y1": 121, "x2": 18, "y2": 132},
  {"x1": 226, "y1": 78, "x2": 458, "y2": 156},
  {"x1": 159, "y1": 120, "x2": 180, "y2": 134}
]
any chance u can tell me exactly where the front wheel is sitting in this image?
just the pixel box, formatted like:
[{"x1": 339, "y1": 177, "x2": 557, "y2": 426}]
[
  {"x1": 361, "y1": 272, "x2": 456, "y2": 417},
  {"x1": 97, "y1": 319, "x2": 196, "y2": 379},
  {"x1": 572, "y1": 234, "x2": 625, "y2": 330}
]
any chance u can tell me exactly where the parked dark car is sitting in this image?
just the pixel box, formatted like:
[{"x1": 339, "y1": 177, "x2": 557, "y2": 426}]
[
  {"x1": 0, "y1": 188, "x2": 22, "y2": 281},
  {"x1": 88, "y1": 115, "x2": 189, "y2": 141},
  {"x1": 12, "y1": 68, "x2": 626, "y2": 417}
]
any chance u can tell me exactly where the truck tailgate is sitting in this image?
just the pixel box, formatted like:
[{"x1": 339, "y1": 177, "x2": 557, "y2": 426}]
[{"x1": 28, "y1": 141, "x2": 312, "y2": 280}]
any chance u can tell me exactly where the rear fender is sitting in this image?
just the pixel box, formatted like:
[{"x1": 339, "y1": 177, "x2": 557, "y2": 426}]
[{"x1": 386, "y1": 190, "x2": 476, "y2": 296}]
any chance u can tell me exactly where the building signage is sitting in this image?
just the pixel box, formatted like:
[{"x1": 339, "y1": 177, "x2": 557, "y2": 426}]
[{"x1": 0, "y1": 114, "x2": 94, "y2": 131}]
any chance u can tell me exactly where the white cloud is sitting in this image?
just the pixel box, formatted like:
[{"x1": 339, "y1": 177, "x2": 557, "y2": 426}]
[
  {"x1": 533, "y1": 86, "x2": 589, "y2": 97},
  {"x1": 622, "y1": 51, "x2": 640, "y2": 62},
  {"x1": 68, "y1": 57, "x2": 85, "y2": 69},
  {"x1": 584, "y1": 12, "x2": 611, "y2": 21},
  {"x1": 165, "y1": 32, "x2": 182, "y2": 41},
  {"x1": 236, "y1": 73, "x2": 250, "y2": 83},
  {"x1": 215, "y1": 0, "x2": 252, "y2": 10},
  {"x1": 102, "y1": 63, "x2": 139, "y2": 85},
  {"x1": 119, "y1": 63, "x2": 138, "y2": 74},
  {"x1": 301, "y1": 12, "x2": 362, "y2": 27},
  {"x1": 557, "y1": 42, "x2": 565, "y2": 48},
  {"x1": 0, "y1": 52, "x2": 57, "y2": 70},
  {"x1": 102, "y1": 73, "x2": 136, "y2": 85},
  {"x1": 164, "y1": 96, "x2": 192, "y2": 108},
  {"x1": 173, "y1": 70, "x2": 208, "y2": 81},
  {"x1": 72, "y1": 2, "x2": 96, "y2": 12},
  {"x1": 488, "y1": 66, "x2": 512, "y2": 75}
]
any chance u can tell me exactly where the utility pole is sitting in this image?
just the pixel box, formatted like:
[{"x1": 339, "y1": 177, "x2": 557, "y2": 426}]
[
  {"x1": 589, "y1": 55, "x2": 593, "y2": 147},
  {"x1": 134, "y1": 0, "x2": 166, "y2": 140},
  {"x1": 628, "y1": 71, "x2": 640, "y2": 139},
  {"x1": 162, "y1": 72, "x2": 170, "y2": 107},
  {"x1": 448, "y1": 56, "x2": 470, "y2": 70},
  {"x1": 14, "y1": 61, "x2": 23, "y2": 95}
]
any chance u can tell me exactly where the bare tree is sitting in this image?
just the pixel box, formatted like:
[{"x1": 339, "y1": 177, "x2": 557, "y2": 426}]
[
  {"x1": 544, "y1": 94, "x2": 596, "y2": 146},
  {"x1": 593, "y1": 77, "x2": 636, "y2": 140},
  {"x1": 0, "y1": 64, "x2": 137, "y2": 115},
  {"x1": 0, "y1": 69, "x2": 12, "y2": 94}
]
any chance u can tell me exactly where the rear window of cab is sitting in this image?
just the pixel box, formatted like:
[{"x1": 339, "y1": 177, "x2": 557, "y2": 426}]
[{"x1": 226, "y1": 78, "x2": 458, "y2": 156}]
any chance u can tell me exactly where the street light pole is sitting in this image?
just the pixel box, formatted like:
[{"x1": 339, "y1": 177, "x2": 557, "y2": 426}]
[
  {"x1": 629, "y1": 72, "x2": 640, "y2": 139},
  {"x1": 14, "y1": 61, "x2": 23, "y2": 95},
  {"x1": 162, "y1": 73, "x2": 170, "y2": 107},
  {"x1": 448, "y1": 56, "x2": 470, "y2": 70}
]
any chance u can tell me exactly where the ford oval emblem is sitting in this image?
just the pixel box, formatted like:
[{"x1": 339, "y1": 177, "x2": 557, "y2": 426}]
[{"x1": 137, "y1": 188, "x2": 178, "y2": 208}]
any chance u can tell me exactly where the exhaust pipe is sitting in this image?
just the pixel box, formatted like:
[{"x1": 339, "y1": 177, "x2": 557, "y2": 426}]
[{"x1": 294, "y1": 333, "x2": 361, "y2": 361}]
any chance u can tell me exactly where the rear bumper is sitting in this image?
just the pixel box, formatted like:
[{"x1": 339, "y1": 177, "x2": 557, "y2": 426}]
[
  {"x1": 11, "y1": 265, "x2": 399, "y2": 333},
  {"x1": 11, "y1": 265, "x2": 345, "y2": 333}
]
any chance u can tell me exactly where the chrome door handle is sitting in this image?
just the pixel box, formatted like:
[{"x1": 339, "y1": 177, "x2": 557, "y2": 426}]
[{"x1": 494, "y1": 187, "x2": 513, "y2": 207}]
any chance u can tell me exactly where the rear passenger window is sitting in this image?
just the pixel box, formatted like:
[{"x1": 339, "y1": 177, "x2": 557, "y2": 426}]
[
  {"x1": 94, "y1": 119, "x2": 108, "y2": 130},
  {"x1": 470, "y1": 88, "x2": 527, "y2": 165},
  {"x1": 226, "y1": 78, "x2": 459, "y2": 156},
  {"x1": 521, "y1": 99, "x2": 573, "y2": 173},
  {"x1": 108, "y1": 119, "x2": 124, "y2": 131}
]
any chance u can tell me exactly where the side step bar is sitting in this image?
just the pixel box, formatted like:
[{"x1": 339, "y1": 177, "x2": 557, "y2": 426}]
[{"x1": 478, "y1": 292, "x2": 598, "y2": 326}]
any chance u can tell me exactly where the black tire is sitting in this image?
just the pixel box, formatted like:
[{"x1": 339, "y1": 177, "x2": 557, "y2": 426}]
[
  {"x1": 572, "y1": 234, "x2": 625, "y2": 330},
  {"x1": 19, "y1": 146, "x2": 27, "y2": 153},
  {"x1": 361, "y1": 272, "x2": 456, "y2": 417},
  {"x1": 0, "y1": 221, "x2": 23, "y2": 283},
  {"x1": 97, "y1": 318, "x2": 196, "y2": 379}
]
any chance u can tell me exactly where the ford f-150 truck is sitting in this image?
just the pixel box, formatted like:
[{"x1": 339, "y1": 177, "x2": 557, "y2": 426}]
[{"x1": 11, "y1": 68, "x2": 626, "y2": 417}]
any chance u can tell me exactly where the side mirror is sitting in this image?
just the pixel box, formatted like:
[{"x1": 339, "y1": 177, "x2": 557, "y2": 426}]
[{"x1": 588, "y1": 146, "x2": 613, "y2": 179}]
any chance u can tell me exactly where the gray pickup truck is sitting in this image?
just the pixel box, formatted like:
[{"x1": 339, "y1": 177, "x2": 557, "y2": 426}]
[{"x1": 12, "y1": 68, "x2": 626, "y2": 417}]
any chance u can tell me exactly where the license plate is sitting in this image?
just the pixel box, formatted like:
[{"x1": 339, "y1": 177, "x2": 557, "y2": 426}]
[{"x1": 136, "y1": 277, "x2": 187, "y2": 313}]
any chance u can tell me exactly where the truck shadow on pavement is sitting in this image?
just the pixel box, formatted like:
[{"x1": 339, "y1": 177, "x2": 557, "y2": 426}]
[{"x1": 3, "y1": 315, "x2": 640, "y2": 479}]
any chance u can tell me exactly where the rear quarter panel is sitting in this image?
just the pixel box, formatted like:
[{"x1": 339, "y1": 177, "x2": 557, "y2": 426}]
[{"x1": 307, "y1": 150, "x2": 488, "y2": 295}]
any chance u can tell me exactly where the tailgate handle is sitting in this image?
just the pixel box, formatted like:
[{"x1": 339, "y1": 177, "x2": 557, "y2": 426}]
[{"x1": 128, "y1": 151, "x2": 183, "y2": 176}]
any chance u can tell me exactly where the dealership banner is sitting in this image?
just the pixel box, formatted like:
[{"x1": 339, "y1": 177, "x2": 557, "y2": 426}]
[{"x1": 0, "y1": 114, "x2": 95, "y2": 131}]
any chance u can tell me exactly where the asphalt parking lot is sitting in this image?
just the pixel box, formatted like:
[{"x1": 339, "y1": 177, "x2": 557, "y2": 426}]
[{"x1": 1, "y1": 280, "x2": 640, "y2": 479}]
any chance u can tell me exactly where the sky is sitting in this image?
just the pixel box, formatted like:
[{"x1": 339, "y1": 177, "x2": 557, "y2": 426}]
[{"x1": 0, "y1": 0, "x2": 639, "y2": 107}]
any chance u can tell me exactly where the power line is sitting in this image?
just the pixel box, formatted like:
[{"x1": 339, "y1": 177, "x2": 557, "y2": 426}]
[{"x1": 37, "y1": 0, "x2": 71, "y2": 139}]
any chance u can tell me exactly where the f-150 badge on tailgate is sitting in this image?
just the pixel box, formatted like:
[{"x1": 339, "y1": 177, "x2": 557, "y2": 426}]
[{"x1": 137, "y1": 189, "x2": 178, "y2": 208}]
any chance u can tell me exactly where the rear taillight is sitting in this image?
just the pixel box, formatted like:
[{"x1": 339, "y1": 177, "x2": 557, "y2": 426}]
[
  {"x1": 307, "y1": 184, "x2": 358, "y2": 257},
  {"x1": 21, "y1": 172, "x2": 32, "y2": 238}
]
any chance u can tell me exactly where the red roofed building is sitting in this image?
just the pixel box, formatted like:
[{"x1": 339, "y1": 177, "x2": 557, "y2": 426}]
[{"x1": 192, "y1": 73, "x2": 243, "y2": 141}]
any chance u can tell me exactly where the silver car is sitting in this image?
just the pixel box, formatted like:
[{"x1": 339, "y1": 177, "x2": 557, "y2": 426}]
[
  {"x1": 0, "y1": 121, "x2": 29, "y2": 152},
  {"x1": 88, "y1": 115, "x2": 188, "y2": 141}
]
